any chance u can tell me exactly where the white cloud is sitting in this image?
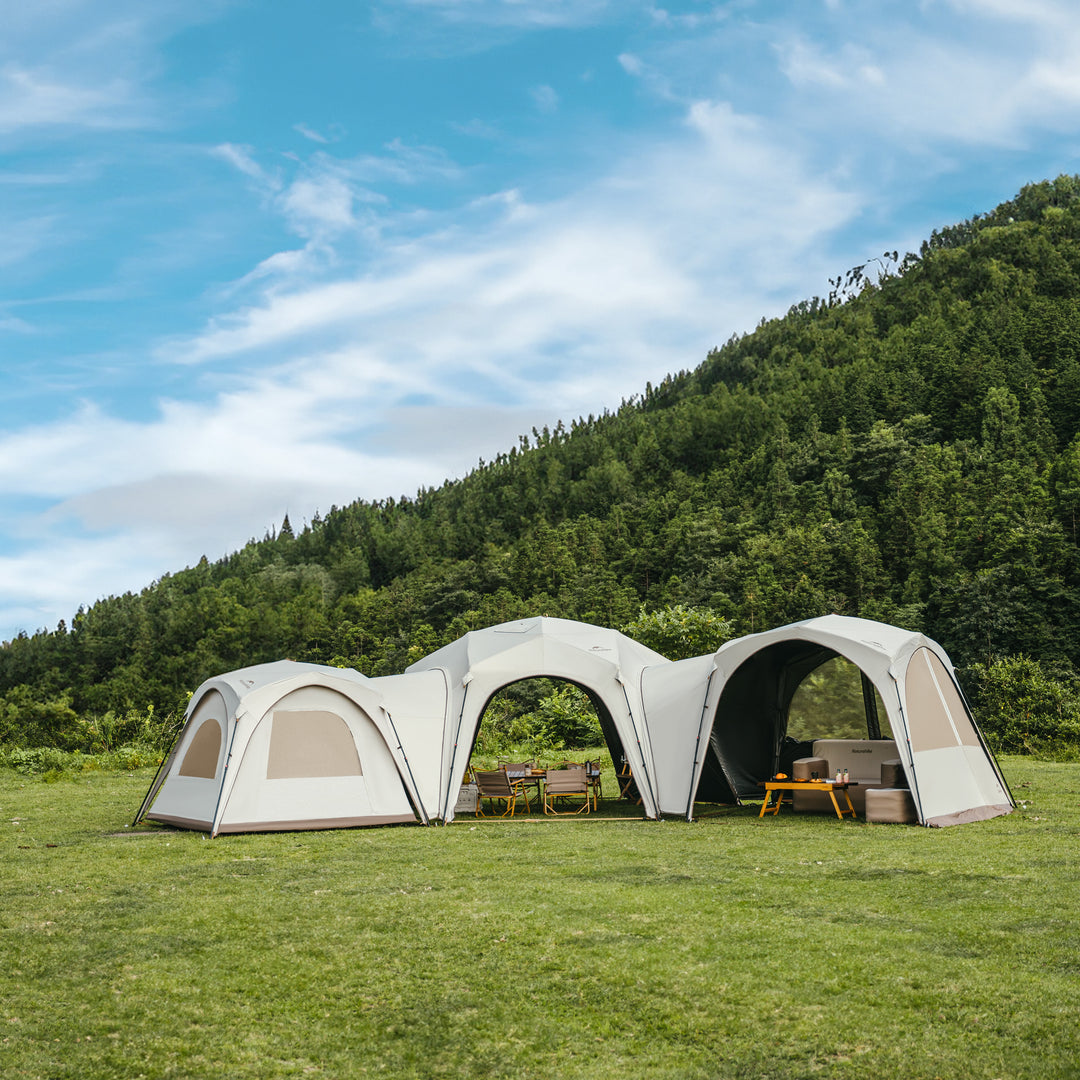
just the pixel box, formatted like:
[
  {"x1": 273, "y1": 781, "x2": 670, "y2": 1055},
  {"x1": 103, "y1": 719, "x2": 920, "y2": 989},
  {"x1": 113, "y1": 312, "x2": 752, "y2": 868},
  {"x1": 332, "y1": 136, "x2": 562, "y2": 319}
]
[
  {"x1": 776, "y1": 39, "x2": 860, "y2": 89},
  {"x1": 945, "y1": 0, "x2": 1068, "y2": 24},
  {"x1": 0, "y1": 62, "x2": 140, "y2": 132},
  {"x1": 2, "y1": 91, "x2": 855, "y2": 634},
  {"x1": 768, "y1": 2, "x2": 1080, "y2": 148},
  {"x1": 647, "y1": 4, "x2": 732, "y2": 30},
  {"x1": 530, "y1": 84, "x2": 560, "y2": 113},
  {"x1": 294, "y1": 122, "x2": 330, "y2": 144},
  {"x1": 281, "y1": 176, "x2": 357, "y2": 237},
  {"x1": 0, "y1": 2, "x2": 229, "y2": 136},
  {"x1": 212, "y1": 142, "x2": 276, "y2": 186},
  {"x1": 163, "y1": 94, "x2": 855, "y2": 422},
  {"x1": 388, "y1": 0, "x2": 615, "y2": 29},
  {"x1": 451, "y1": 117, "x2": 502, "y2": 139}
]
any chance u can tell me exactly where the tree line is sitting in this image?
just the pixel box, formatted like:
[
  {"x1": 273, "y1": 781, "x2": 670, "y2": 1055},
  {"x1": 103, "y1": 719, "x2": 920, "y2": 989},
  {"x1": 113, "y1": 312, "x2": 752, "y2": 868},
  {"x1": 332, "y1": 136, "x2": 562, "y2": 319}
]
[{"x1": 5, "y1": 176, "x2": 1080, "y2": 756}]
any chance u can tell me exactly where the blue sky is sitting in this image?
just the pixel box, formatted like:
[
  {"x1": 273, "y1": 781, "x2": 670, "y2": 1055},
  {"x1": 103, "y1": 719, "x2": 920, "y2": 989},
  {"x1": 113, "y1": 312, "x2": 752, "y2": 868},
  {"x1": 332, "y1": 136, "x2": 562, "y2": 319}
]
[{"x1": 3, "y1": 0, "x2": 1080, "y2": 642}]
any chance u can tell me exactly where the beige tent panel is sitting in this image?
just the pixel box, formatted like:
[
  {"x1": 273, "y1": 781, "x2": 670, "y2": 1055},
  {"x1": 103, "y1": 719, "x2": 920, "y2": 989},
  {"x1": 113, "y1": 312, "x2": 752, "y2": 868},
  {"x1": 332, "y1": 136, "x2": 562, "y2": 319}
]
[
  {"x1": 266, "y1": 710, "x2": 363, "y2": 779},
  {"x1": 911, "y1": 745, "x2": 1014, "y2": 826},
  {"x1": 904, "y1": 647, "x2": 981, "y2": 752},
  {"x1": 178, "y1": 714, "x2": 222, "y2": 778}
]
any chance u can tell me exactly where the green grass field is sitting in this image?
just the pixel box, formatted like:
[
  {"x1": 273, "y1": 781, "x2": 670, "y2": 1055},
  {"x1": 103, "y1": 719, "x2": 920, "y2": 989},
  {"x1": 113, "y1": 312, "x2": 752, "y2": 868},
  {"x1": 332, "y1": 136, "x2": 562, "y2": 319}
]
[{"x1": 1, "y1": 757, "x2": 1077, "y2": 1080}]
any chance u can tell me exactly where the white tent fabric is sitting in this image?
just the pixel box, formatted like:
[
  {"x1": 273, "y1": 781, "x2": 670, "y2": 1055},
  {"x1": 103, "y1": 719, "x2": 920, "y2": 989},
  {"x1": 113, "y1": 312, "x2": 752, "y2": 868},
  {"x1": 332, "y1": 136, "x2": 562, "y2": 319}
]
[
  {"x1": 140, "y1": 661, "x2": 438, "y2": 835},
  {"x1": 405, "y1": 616, "x2": 670, "y2": 822},
  {"x1": 649, "y1": 615, "x2": 1013, "y2": 826},
  {"x1": 367, "y1": 669, "x2": 451, "y2": 820},
  {"x1": 641, "y1": 653, "x2": 720, "y2": 819}
]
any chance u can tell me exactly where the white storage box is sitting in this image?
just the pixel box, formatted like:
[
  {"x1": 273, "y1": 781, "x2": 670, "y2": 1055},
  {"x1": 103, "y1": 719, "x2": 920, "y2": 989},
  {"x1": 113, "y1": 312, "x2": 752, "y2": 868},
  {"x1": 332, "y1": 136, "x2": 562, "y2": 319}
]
[{"x1": 453, "y1": 783, "x2": 478, "y2": 814}]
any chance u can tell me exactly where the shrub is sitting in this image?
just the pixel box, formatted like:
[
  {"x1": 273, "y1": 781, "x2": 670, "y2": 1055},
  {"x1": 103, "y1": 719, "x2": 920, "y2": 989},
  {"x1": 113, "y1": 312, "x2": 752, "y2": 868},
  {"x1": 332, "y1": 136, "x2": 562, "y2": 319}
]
[
  {"x1": 0, "y1": 743, "x2": 162, "y2": 778},
  {"x1": 621, "y1": 604, "x2": 737, "y2": 660},
  {"x1": 963, "y1": 655, "x2": 1080, "y2": 754},
  {"x1": 473, "y1": 679, "x2": 603, "y2": 757},
  {"x1": 75, "y1": 704, "x2": 183, "y2": 754},
  {"x1": 0, "y1": 688, "x2": 82, "y2": 749}
]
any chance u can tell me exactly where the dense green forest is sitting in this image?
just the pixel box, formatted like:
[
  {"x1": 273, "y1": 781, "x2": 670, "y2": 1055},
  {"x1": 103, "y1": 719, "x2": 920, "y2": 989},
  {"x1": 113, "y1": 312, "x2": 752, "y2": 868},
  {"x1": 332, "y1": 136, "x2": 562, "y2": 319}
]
[{"x1": 5, "y1": 177, "x2": 1080, "y2": 756}]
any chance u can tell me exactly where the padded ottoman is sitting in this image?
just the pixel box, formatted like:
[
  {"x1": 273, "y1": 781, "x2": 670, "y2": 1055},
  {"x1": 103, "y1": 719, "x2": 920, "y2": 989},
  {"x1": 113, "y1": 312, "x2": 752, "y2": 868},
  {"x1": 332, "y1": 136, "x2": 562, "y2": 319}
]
[
  {"x1": 865, "y1": 787, "x2": 917, "y2": 824},
  {"x1": 880, "y1": 759, "x2": 907, "y2": 788},
  {"x1": 792, "y1": 756, "x2": 829, "y2": 780}
]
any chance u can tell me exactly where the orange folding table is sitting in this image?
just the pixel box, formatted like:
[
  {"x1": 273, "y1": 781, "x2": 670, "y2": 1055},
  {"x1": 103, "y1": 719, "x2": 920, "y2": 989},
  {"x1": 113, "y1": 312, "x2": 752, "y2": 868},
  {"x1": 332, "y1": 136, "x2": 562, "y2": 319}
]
[{"x1": 759, "y1": 779, "x2": 858, "y2": 820}]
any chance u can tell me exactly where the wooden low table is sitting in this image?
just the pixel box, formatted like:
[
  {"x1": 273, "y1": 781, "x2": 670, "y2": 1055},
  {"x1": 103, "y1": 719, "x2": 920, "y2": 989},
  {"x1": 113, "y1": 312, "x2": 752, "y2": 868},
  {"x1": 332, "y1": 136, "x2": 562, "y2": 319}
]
[{"x1": 760, "y1": 779, "x2": 858, "y2": 819}]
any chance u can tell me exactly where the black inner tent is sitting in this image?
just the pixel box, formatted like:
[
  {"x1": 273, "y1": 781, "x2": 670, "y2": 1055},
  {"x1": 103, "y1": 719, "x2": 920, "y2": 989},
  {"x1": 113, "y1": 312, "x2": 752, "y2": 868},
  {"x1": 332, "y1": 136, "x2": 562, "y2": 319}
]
[{"x1": 696, "y1": 641, "x2": 881, "y2": 803}]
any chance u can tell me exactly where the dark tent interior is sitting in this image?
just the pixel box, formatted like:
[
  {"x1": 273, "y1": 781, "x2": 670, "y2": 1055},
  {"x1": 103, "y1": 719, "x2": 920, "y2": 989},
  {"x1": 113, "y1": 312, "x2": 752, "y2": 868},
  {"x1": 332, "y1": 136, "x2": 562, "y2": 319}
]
[{"x1": 695, "y1": 641, "x2": 887, "y2": 804}]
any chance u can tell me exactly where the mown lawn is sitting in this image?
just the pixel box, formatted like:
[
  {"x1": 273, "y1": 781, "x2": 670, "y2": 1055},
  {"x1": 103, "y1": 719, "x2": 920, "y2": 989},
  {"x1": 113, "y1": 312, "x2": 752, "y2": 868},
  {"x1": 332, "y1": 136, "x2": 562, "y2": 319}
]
[{"x1": 1, "y1": 756, "x2": 1077, "y2": 1080}]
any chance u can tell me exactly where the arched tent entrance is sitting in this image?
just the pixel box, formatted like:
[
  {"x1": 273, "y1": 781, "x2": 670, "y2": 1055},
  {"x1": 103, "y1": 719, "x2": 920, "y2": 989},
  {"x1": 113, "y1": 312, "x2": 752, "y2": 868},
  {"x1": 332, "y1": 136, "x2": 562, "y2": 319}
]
[
  {"x1": 405, "y1": 617, "x2": 670, "y2": 822},
  {"x1": 135, "y1": 661, "x2": 434, "y2": 835},
  {"x1": 681, "y1": 615, "x2": 1013, "y2": 826}
]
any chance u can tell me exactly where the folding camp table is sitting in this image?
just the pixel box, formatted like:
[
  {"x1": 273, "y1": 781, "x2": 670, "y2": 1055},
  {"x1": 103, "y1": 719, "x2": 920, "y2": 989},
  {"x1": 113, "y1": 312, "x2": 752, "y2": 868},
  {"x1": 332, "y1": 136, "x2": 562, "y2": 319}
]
[{"x1": 760, "y1": 779, "x2": 858, "y2": 820}]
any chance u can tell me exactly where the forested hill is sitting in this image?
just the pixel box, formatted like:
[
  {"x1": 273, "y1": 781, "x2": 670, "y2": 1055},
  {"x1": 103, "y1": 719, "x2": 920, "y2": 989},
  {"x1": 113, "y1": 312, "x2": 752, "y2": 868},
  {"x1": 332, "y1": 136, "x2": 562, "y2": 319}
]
[{"x1": 5, "y1": 176, "x2": 1080, "y2": 747}]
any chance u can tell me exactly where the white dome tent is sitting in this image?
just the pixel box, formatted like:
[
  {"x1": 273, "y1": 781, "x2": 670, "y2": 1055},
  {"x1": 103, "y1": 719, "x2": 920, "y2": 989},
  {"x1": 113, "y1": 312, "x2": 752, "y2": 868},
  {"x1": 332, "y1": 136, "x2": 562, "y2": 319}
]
[
  {"x1": 135, "y1": 661, "x2": 443, "y2": 836},
  {"x1": 405, "y1": 616, "x2": 670, "y2": 822},
  {"x1": 643, "y1": 615, "x2": 1014, "y2": 826}
]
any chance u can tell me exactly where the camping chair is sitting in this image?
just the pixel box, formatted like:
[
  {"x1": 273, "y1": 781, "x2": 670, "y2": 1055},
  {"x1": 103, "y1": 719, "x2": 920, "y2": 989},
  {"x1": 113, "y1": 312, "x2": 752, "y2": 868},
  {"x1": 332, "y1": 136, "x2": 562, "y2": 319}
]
[
  {"x1": 583, "y1": 760, "x2": 602, "y2": 810},
  {"x1": 542, "y1": 766, "x2": 591, "y2": 815},
  {"x1": 474, "y1": 769, "x2": 528, "y2": 816},
  {"x1": 557, "y1": 760, "x2": 593, "y2": 803},
  {"x1": 499, "y1": 760, "x2": 540, "y2": 803},
  {"x1": 617, "y1": 760, "x2": 641, "y2": 805}
]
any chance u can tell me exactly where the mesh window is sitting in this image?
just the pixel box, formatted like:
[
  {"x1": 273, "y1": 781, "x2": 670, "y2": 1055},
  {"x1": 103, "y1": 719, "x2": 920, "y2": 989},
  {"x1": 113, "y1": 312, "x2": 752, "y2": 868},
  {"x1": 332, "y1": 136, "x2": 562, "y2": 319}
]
[
  {"x1": 178, "y1": 719, "x2": 222, "y2": 778},
  {"x1": 266, "y1": 710, "x2": 363, "y2": 779}
]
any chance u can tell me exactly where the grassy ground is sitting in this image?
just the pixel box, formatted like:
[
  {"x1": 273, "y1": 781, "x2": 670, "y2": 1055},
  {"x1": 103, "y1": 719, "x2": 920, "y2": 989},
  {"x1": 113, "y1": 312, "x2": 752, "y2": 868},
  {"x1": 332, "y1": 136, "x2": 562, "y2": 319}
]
[{"x1": 0, "y1": 756, "x2": 1077, "y2": 1080}]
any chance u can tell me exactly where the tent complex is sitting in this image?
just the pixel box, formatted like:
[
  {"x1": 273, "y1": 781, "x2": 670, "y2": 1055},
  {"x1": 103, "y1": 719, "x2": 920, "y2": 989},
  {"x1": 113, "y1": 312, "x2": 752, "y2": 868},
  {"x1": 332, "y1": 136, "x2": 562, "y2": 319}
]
[{"x1": 137, "y1": 615, "x2": 1014, "y2": 833}]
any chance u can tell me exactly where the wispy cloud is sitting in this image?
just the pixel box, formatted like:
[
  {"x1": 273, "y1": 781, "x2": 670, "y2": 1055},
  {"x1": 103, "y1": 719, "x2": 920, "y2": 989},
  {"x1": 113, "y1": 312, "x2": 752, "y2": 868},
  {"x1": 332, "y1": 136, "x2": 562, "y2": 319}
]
[
  {"x1": 530, "y1": 84, "x2": 560, "y2": 113},
  {"x1": 294, "y1": 122, "x2": 330, "y2": 144},
  {"x1": 386, "y1": 0, "x2": 616, "y2": 29},
  {"x1": 5, "y1": 0, "x2": 1080, "y2": 640},
  {"x1": 0, "y1": 63, "x2": 141, "y2": 132}
]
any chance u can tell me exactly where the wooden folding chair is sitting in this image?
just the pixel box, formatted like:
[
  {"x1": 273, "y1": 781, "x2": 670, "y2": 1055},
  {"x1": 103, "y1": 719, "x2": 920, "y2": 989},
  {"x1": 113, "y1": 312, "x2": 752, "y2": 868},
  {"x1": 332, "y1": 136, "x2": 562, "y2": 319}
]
[
  {"x1": 499, "y1": 761, "x2": 540, "y2": 804},
  {"x1": 474, "y1": 769, "x2": 528, "y2": 816},
  {"x1": 617, "y1": 760, "x2": 641, "y2": 805},
  {"x1": 542, "y1": 767, "x2": 591, "y2": 815},
  {"x1": 583, "y1": 760, "x2": 602, "y2": 810}
]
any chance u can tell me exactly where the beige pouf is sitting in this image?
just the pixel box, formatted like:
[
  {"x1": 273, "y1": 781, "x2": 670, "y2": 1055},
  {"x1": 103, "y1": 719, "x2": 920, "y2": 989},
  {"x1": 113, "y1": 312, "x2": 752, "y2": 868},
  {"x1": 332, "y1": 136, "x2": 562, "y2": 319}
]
[
  {"x1": 865, "y1": 786, "x2": 917, "y2": 824},
  {"x1": 792, "y1": 756, "x2": 829, "y2": 780},
  {"x1": 880, "y1": 759, "x2": 907, "y2": 788}
]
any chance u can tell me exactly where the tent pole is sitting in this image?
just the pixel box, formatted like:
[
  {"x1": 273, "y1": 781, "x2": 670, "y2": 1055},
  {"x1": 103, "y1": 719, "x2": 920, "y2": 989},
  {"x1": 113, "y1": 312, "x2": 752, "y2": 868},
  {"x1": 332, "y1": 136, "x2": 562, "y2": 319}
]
[
  {"x1": 862, "y1": 672, "x2": 881, "y2": 739},
  {"x1": 441, "y1": 681, "x2": 471, "y2": 822},
  {"x1": 132, "y1": 741, "x2": 178, "y2": 825},
  {"x1": 685, "y1": 669, "x2": 715, "y2": 821},
  {"x1": 892, "y1": 683, "x2": 925, "y2": 824},
  {"x1": 955, "y1": 679, "x2": 1016, "y2": 808},
  {"x1": 208, "y1": 714, "x2": 242, "y2": 838},
  {"x1": 383, "y1": 708, "x2": 430, "y2": 825},
  {"x1": 620, "y1": 681, "x2": 656, "y2": 818}
]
